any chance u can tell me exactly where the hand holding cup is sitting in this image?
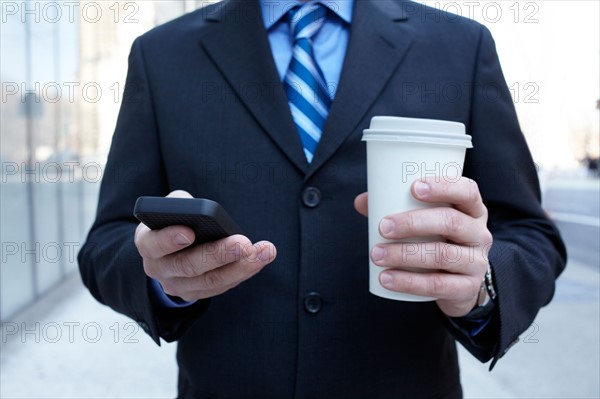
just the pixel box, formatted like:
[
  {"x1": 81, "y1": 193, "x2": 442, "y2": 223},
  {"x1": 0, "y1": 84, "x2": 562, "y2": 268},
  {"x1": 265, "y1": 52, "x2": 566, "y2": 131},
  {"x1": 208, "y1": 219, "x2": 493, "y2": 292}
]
[
  {"x1": 354, "y1": 176, "x2": 493, "y2": 317},
  {"x1": 359, "y1": 116, "x2": 491, "y2": 315}
]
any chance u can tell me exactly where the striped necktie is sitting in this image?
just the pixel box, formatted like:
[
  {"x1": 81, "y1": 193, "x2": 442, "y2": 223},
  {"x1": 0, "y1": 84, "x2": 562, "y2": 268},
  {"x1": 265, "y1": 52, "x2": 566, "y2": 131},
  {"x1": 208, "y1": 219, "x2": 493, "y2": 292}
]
[{"x1": 284, "y1": 3, "x2": 331, "y2": 163}]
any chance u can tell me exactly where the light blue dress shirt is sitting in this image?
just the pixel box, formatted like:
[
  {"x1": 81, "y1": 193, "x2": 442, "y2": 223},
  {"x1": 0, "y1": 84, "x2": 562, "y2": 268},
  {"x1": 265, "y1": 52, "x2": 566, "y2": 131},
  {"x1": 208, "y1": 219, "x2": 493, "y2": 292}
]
[
  {"x1": 150, "y1": 0, "x2": 354, "y2": 308},
  {"x1": 261, "y1": 0, "x2": 353, "y2": 98}
]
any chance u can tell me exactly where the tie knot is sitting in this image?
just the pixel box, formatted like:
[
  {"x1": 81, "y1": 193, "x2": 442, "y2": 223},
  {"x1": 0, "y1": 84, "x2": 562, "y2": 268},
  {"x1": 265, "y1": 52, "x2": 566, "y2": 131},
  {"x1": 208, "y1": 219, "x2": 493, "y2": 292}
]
[{"x1": 289, "y1": 2, "x2": 327, "y2": 41}]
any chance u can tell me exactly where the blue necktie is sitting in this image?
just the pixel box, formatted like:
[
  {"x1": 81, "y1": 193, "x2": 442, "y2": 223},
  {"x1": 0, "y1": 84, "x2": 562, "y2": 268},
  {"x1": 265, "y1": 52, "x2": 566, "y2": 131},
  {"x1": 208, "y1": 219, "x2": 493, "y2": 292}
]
[{"x1": 284, "y1": 3, "x2": 331, "y2": 163}]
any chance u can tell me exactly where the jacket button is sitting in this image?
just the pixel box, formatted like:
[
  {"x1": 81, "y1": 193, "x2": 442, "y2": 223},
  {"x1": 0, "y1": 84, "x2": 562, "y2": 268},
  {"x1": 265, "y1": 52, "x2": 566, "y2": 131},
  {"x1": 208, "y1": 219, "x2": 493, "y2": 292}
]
[
  {"x1": 302, "y1": 187, "x2": 321, "y2": 208},
  {"x1": 304, "y1": 292, "x2": 323, "y2": 314}
]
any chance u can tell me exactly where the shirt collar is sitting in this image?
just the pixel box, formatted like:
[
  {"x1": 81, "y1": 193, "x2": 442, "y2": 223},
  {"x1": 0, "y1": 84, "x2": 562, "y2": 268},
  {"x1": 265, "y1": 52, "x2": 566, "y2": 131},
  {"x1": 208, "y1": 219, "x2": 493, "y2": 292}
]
[{"x1": 259, "y1": 0, "x2": 354, "y2": 30}]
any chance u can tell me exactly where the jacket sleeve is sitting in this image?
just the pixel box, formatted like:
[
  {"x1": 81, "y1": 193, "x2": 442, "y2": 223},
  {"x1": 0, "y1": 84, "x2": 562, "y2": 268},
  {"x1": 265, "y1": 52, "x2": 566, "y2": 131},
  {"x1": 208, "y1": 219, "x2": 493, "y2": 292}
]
[
  {"x1": 447, "y1": 25, "x2": 567, "y2": 367},
  {"x1": 77, "y1": 37, "x2": 208, "y2": 345}
]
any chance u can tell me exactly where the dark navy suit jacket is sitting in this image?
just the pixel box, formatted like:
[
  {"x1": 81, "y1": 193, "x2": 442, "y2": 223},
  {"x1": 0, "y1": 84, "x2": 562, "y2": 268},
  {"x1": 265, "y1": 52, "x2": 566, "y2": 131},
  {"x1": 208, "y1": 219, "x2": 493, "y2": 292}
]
[{"x1": 79, "y1": 1, "x2": 566, "y2": 397}]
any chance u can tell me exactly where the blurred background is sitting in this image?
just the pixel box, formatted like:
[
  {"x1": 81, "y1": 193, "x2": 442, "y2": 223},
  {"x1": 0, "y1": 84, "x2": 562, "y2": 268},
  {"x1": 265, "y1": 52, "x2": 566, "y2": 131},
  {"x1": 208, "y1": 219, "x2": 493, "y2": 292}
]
[{"x1": 1, "y1": 0, "x2": 598, "y2": 397}]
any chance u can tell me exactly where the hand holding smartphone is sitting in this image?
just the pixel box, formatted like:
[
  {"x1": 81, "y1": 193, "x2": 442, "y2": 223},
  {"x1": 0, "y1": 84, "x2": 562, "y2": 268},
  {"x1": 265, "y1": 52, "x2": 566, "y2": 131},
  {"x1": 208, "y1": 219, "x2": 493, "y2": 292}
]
[
  {"x1": 134, "y1": 196, "x2": 243, "y2": 244},
  {"x1": 134, "y1": 194, "x2": 275, "y2": 302}
]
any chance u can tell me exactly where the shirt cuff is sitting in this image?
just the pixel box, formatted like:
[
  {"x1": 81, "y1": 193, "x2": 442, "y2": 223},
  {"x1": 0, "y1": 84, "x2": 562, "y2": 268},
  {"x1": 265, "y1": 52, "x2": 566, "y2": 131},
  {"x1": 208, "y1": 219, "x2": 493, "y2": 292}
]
[
  {"x1": 450, "y1": 300, "x2": 497, "y2": 337},
  {"x1": 465, "y1": 312, "x2": 495, "y2": 336},
  {"x1": 149, "y1": 278, "x2": 196, "y2": 308}
]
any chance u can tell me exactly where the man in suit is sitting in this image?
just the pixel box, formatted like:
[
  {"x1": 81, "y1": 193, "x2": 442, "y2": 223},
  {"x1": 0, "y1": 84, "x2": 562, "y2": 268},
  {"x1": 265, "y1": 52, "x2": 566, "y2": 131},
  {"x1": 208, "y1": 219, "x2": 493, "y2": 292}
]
[{"x1": 78, "y1": 0, "x2": 566, "y2": 397}]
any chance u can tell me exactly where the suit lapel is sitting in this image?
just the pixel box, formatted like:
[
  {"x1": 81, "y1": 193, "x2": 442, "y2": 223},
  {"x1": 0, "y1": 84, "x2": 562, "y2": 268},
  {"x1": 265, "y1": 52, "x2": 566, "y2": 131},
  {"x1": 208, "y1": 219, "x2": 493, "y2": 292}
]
[
  {"x1": 199, "y1": 0, "x2": 415, "y2": 177},
  {"x1": 307, "y1": 0, "x2": 414, "y2": 178},
  {"x1": 200, "y1": 0, "x2": 309, "y2": 173}
]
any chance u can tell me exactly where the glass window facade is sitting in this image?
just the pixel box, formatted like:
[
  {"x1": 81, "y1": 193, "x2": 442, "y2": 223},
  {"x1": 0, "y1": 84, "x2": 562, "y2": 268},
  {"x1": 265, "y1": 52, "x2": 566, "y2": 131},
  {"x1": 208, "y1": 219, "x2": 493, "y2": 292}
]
[{"x1": 1, "y1": 0, "x2": 206, "y2": 321}]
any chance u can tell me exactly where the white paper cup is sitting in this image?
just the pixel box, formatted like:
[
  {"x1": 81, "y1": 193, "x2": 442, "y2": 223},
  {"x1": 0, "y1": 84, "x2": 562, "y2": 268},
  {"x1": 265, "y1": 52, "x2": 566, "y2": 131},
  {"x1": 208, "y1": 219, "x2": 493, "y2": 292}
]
[{"x1": 362, "y1": 116, "x2": 473, "y2": 301}]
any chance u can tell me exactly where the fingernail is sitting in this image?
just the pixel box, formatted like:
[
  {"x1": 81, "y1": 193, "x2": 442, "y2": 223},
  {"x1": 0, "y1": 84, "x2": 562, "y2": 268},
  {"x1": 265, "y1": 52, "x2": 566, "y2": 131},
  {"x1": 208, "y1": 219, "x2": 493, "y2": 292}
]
[
  {"x1": 380, "y1": 272, "x2": 393, "y2": 287},
  {"x1": 414, "y1": 181, "x2": 430, "y2": 197},
  {"x1": 174, "y1": 233, "x2": 192, "y2": 246},
  {"x1": 380, "y1": 218, "x2": 395, "y2": 236},
  {"x1": 372, "y1": 246, "x2": 387, "y2": 262},
  {"x1": 257, "y1": 244, "x2": 271, "y2": 262}
]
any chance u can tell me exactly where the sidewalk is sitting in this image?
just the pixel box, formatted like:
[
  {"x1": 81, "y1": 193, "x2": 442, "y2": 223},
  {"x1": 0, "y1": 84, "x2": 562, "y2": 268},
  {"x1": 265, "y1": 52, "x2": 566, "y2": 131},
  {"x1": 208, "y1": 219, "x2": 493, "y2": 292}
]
[
  {"x1": 1, "y1": 261, "x2": 598, "y2": 398},
  {"x1": 0, "y1": 275, "x2": 177, "y2": 398}
]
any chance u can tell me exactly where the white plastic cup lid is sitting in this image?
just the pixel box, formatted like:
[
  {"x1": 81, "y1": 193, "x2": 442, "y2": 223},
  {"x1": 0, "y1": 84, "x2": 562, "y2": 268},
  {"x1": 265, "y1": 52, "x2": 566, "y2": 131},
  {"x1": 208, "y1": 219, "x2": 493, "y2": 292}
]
[{"x1": 362, "y1": 116, "x2": 472, "y2": 148}]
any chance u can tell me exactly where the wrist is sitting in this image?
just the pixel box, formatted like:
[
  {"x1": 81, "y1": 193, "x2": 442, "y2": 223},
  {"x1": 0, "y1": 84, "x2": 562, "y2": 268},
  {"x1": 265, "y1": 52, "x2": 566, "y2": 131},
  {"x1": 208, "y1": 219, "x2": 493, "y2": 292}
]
[
  {"x1": 464, "y1": 266, "x2": 497, "y2": 320},
  {"x1": 149, "y1": 278, "x2": 196, "y2": 308},
  {"x1": 478, "y1": 267, "x2": 497, "y2": 306}
]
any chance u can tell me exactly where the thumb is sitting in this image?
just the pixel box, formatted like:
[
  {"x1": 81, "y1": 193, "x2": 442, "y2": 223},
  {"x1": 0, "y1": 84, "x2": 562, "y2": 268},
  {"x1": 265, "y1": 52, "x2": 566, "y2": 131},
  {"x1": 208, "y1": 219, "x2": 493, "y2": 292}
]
[
  {"x1": 354, "y1": 192, "x2": 368, "y2": 217},
  {"x1": 167, "y1": 190, "x2": 193, "y2": 199}
]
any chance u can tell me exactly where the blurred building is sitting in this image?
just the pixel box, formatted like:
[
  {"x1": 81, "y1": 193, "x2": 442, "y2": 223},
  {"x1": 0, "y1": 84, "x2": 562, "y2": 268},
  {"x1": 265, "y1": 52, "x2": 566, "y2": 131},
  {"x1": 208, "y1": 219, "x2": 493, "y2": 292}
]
[{"x1": 0, "y1": 0, "x2": 211, "y2": 322}]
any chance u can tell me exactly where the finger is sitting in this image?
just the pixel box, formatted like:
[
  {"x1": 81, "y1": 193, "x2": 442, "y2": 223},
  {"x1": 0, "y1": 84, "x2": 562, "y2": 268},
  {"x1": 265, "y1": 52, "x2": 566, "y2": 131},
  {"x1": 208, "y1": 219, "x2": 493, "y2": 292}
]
[
  {"x1": 166, "y1": 241, "x2": 277, "y2": 300},
  {"x1": 135, "y1": 223, "x2": 195, "y2": 260},
  {"x1": 354, "y1": 192, "x2": 368, "y2": 217},
  {"x1": 371, "y1": 241, "x2": 475, "y2": 274},
  {"x1": 165, "y1": 234, "x2": 253, "y2": 278},
  {"x1": 379, "y1": 269, "x2": 480, "y2": 304},
  {"x1": 167, "y1": 190, "x2": 193, "y2": 199},
  {"x1": 379, "y1": 207, "x2": 489, "y2": 244},
  {"x1": 134, "y1": 190, "x2": 195, "y2": 259},
  {"x1": 411, "y1": 177, "x2": 487, "y2": 219}
]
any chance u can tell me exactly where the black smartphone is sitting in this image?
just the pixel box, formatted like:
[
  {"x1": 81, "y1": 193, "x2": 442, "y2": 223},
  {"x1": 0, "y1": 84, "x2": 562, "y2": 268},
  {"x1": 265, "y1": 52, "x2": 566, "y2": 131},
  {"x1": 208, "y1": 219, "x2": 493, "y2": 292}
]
[{"x1": 133, "y1": 196, "x2": 243, "y2": 244}]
